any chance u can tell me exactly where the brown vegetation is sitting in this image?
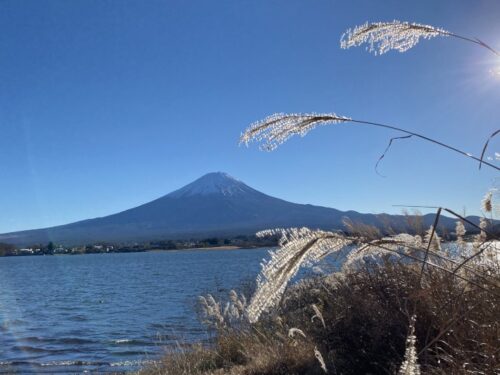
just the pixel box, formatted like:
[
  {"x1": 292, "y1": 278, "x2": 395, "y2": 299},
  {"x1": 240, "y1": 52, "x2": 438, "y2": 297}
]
[{"x1": 138, "y1": 259, "x2": 499, "y2": 375}]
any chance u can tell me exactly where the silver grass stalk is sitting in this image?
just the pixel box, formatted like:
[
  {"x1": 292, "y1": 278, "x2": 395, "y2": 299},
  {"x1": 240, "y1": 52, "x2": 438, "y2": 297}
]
[
  {"x1": 343, "y1": 234, "x2": 422, "y2": 271},
  {"x1": 471, "y1": 218, "x2": 489, "y2": 255},
  {"x1": 455, "y1": 221, "x2": 466, "y2": 247},
  {"x1": 246, "y1": 228, "x2": 352, "y2": 323},
  {"x1": 314, "y1": 346, "x2": 328, "y2": 373},
  {"x1": 311, "y1": 304, "x2": 326, "y2": 329},
  {"x1": 229, "y1": 289, "x2": 247, "y2": 315},
  {"x1": 478, "y1": 218, "x2": 488, "y2": 242},
  {"x1": 341, "y1": 20, "x2": 499, "y2": 57},
  {"x1": 239, "y1": 113, "x2": 351, "y2": 151},
  {"x1": 240, "y1": 113, "x2": 500, "y2": 172},
  {"x1": 341, "y1": 21, "x2": 449, "y2": 55},
  {"x1": 198, "y1": 294, "x2": 224, "y2": 327},
  {"x1": 398, "y1": 315, "x2": 421, "y2": 375},
  {"x1": 288, "y1": 327, "x2": 306, "y2": 339},
  {"x1": 199, "y1": 291, "x2": 247, "y2": 328},
  {"x1": 424, "y1": 226, "x2": 442, "y2": 252},
  {"x1": 481, "y1": 191, "x2": 493, "y2": 213}
]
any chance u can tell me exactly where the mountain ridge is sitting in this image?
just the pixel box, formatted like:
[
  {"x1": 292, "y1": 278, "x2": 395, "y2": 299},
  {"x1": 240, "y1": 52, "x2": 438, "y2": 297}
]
[{"x1": 0, "y1": 172, "x2": 482, "y2": 246}]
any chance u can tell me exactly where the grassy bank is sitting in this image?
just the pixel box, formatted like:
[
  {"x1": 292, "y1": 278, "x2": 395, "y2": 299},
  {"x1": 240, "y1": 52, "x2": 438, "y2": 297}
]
[{"x1": 137, "y1": 257, "x2": 499, "y2": 375}]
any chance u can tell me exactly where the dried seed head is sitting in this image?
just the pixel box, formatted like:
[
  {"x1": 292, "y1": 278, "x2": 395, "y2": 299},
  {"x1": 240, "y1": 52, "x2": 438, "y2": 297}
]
[
  {"x1": 424, "y1": 226, "x2": 441, "y2": 252},
  {"x1": 481, "y1": 191, "x2": 493, "y2": 213},
  {"x1": 314, "y1": 346, "x2": 328, "y2": 373},
  {"x1": 455, "y1": 221, "x2": 466, "y2": 238},
  {"x1": 398, "y1": 315, "x2": 420, "y2": 375},
  {"x1": 240, "y1": 113, "x2": 351, "y2": 151},
  {"x1": 341, "y1": 20, "x2": 449, "y2": 55},
  {"x1": 455, "y1": 221, "x2": 466, "y2": 247},
  {"x1": 343, "y1": 234, "x2": 422, "y2": 271},
  {"x1": 246, "y1": 228, "x2": 352, "y2": 323},
  {"x1": 288, "y1": 327, "x2": 306, "y2": 339},
  {"x1": 311, "y1": 304, "x2": 326, "y2": 329}
]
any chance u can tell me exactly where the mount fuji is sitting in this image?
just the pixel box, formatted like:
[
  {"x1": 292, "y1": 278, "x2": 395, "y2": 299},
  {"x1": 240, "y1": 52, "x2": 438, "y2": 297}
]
[{"x1": 0, "y1": 172, "x2": 478, "y2": 246}]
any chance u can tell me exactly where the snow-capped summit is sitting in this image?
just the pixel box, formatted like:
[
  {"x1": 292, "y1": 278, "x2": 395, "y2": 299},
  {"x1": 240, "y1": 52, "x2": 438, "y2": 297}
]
[{"x1": 168, "y1": 172, "x2": 253, "y2": 198}]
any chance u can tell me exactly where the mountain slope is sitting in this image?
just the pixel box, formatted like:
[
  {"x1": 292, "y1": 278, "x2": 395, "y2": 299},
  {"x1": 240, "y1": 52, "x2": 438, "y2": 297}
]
[{"x1": 0, "y1": 172, "x2": 479, "y2": 246}]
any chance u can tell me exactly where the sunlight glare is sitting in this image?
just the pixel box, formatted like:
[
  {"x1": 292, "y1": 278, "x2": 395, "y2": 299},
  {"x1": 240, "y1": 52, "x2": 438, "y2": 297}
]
[{"x1": 490, "y1": 65, "x2": 500, "y2": 79}]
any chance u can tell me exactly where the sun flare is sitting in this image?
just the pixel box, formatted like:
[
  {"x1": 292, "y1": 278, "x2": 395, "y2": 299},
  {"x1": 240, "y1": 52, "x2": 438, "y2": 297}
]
[{"x1": 490, "y1": 66, "x2": 500, "y2": 79}]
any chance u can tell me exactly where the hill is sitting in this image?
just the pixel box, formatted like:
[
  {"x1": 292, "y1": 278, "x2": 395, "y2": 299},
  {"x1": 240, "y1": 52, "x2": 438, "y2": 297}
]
[{"x1": 0, "y1": 172, "x2": 481, "y2": 246}]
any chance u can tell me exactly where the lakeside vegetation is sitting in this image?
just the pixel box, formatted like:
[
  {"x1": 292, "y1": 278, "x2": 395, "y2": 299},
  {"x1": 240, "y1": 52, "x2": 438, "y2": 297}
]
[
  {"x1": 138, "y1": 255, "x2": 498, "y2": 375},
  {"x1": 0, "y1": 235, "x2": 278, "y2": 257}
]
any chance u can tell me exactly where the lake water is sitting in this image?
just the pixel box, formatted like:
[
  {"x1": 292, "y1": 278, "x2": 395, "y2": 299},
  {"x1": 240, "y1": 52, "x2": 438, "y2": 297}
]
[{"x1": 0, "y1": 248, "x2": 269, "y2": 374}]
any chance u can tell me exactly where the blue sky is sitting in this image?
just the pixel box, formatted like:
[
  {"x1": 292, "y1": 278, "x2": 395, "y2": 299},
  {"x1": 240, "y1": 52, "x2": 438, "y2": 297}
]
[{"x1": 0, "y1": 0, "x2": 499, "y2": 233}]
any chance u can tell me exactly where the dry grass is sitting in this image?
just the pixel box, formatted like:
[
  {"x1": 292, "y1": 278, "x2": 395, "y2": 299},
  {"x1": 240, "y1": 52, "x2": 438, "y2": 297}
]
[
  {"x1": 138, "y1": 259, "x2": 499, "y2": 375},
  {"x1": 279, "y1": 261, "x2": 499, "y2": 374},
  {"x1": 137, "y1": 328, "x2": 321, "y2": 375}
]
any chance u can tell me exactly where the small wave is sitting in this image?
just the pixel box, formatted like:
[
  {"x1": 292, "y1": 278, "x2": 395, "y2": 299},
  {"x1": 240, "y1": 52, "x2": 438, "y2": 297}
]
[
  {"x1": 54, "y1": 337, "x2": 95, "y2": 345},
  {"x1": 0, "y1": 360, "x2": 34, "y2": 367},
  {"x1": 110, "y1": 359, "x2": 154, "y2": 367},
  {"x1": 11, "y1": 345, "x2": 77, "y2": 354},
  {"x1": 0, "y1": 361, "x2": 17, "y2": 365},
  {"x1": 112, "y1": 338, "x2": 152, "y2": 346},
  {"x1": 19, "y1": 336, "x2": 96, "y2": 345},
  {"x1": 0, "y1": 359, "x2": 105, "y2": 367},
  {"x1": 113, "y1": 339, "x2": 132, "y2": 344},
  {"x1": 110, "y1": 350, "x2": 154, "y2": 356},
  {"x1": 0, "y1": 359, "x2": 149, "y2": 370},
  {"x1": 39, "y1": 360, "x2": 109, "y2": 367}
]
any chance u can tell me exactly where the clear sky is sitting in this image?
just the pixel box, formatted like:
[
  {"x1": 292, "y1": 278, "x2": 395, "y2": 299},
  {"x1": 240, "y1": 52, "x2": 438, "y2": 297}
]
[{"x1": 1, "y1": 0, "x2": 499, "y2": 233}]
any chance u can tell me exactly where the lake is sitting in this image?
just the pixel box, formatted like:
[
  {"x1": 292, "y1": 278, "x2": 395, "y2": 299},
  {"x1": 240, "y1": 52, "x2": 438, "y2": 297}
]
[{"x1": 0, "y1": 248, "x2": 269, "y2": 374}]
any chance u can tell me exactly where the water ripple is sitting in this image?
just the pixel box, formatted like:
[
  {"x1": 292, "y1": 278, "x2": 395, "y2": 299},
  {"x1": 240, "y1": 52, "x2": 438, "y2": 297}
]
[{"x1": 0, "y1": 249, "x2": 268, "y2": 372}]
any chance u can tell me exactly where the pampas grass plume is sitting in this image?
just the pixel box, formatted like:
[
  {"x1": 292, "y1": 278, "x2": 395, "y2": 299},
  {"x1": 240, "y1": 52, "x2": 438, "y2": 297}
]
[
  {"x1": 341, "y1": 20, "x2": 449, "y2": 55},
  {"x1": 398, "y1": 315, "x2": 421, "y2": 375}
]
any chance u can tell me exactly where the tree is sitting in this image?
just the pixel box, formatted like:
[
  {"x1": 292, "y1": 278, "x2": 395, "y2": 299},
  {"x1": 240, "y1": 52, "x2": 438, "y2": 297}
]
[
  {"x1": 47, "y1": 241, "x2": 55, "y2": 254},
  {"x1": 0, "y1": 243, "x2": 15, "y2": 256}
]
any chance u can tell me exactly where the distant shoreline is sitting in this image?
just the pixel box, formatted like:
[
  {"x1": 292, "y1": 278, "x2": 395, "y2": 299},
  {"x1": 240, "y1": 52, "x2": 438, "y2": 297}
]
[
  {"x1": 0, "y1": 243, "x2": 272, "y2": 258},
  {"x1": 147, "y1": 245, "x2": 244, "y2": 252},
  {"x1": 189, "y1": 245, "x2": 244, "y2": 251}
]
